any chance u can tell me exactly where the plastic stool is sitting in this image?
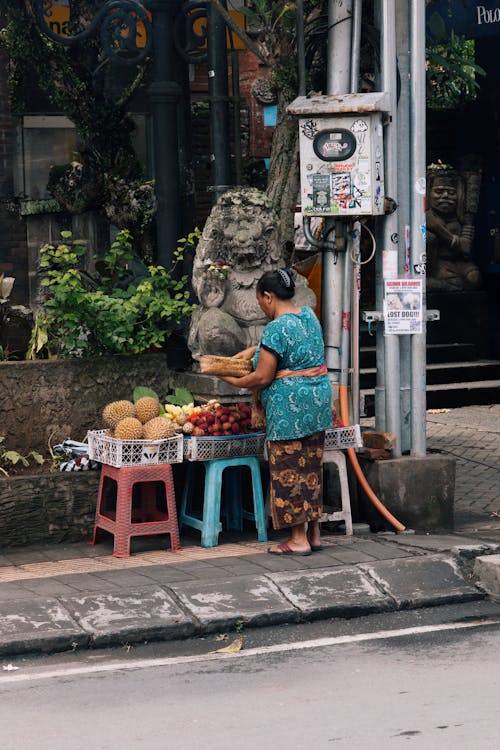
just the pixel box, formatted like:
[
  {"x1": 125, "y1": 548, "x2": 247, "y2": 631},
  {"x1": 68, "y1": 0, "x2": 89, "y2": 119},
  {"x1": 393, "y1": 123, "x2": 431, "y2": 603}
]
[
  {"x1": 91, "y1": 463, "x2": 181, "y2": 557},
  {"x1": 321, "y1": 449, "x2": 353, "y2": 536},
  {"x1": 179, "y1": 456, "x2": 268, "y2": 548}
]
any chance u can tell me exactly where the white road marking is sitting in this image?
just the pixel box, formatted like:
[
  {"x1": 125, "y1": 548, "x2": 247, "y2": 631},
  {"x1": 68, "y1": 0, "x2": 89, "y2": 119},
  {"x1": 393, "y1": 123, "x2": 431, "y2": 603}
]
[{"x1": 1, "y1": 618, "x2": 499, "y2": 685}]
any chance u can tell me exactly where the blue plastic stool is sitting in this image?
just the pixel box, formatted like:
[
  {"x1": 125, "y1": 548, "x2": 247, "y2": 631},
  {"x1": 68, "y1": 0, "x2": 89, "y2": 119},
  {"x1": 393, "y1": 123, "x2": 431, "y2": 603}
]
[{"x1": 179, "y1": 456, "x2": 268, "y2": 548}]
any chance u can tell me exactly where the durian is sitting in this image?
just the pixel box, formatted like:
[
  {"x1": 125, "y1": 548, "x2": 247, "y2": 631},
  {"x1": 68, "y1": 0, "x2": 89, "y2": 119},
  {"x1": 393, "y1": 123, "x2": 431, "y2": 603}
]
[
  {"x1": 114, "y1": 417, "x2": 144, "y2": 440},
  {"x1": 103, "y1": 400, "x2": 136, "y2": 428},
  {"x1": 135, "y1": 396, "x2": 161, "y2": 424},
  {"x1": 143, "y1": 417, "x2": 177, "y2": 440}
]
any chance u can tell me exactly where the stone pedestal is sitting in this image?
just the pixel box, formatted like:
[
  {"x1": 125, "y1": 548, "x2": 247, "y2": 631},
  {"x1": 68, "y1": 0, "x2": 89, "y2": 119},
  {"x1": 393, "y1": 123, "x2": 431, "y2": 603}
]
[
  {"x1": 169, "y1": 370, "x2": 251, "y2": 403},
  {"x1": 357, "y1": 454, "x2": 456, "y2": 532}
]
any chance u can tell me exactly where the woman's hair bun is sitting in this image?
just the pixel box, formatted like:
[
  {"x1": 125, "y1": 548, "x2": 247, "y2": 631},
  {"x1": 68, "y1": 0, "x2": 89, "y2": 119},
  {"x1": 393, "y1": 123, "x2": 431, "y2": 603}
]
[{"x1": 276, "y1": 268, "x2": 295, "y2": 289}]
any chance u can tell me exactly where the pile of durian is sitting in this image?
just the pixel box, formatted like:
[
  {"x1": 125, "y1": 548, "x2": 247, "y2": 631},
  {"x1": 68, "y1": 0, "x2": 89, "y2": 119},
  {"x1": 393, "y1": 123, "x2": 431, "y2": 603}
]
[{"x1": 101, "y1": 397, "x2": 220, "y2": 441}]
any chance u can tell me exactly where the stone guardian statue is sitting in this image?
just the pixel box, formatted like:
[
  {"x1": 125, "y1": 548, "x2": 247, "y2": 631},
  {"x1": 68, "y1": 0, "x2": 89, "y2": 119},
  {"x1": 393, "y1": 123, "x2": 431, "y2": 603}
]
[{"x1": 188, "y1": 188, "x2": 316, "y2": 359}]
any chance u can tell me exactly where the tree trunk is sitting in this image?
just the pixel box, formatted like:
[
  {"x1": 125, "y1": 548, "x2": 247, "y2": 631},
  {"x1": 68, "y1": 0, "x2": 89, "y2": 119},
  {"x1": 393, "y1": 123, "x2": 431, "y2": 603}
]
[{"x1": 266, "y1": 92, "x2": 300, "y2": 262}]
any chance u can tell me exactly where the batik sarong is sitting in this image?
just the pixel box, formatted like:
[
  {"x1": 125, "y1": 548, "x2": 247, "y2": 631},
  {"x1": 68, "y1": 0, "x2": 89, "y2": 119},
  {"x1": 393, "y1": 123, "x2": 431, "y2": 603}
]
[{"x1": 267, "y1": 431, "x2": 325, "y2": 530}]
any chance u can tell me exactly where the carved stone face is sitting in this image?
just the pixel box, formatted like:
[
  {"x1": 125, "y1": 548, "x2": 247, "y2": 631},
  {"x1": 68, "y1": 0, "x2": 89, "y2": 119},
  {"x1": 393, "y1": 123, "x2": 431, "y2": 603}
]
[
  {"x1": 429, "y1": 177, "x2": 458, "y2": 215},
  {"x1": 197, "y1": 199, "x2": 279, "y2": 271}
]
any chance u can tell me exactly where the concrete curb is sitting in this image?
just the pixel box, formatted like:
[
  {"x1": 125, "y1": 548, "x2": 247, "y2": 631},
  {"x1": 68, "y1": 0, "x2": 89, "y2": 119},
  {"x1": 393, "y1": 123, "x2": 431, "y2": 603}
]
[{"x1": 0, "y1": 554, "x2": 486, "y2": 658}]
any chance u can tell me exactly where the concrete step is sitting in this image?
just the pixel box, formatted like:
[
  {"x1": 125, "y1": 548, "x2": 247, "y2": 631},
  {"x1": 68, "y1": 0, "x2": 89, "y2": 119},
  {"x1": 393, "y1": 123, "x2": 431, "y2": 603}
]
[
  {"x1": 359, "y1": 342, "x2": 479, "y2": 368},
  {"x1": 359, "y1": 360, "x2": 500, "y2": 389},
  {"x1": 361, "y1": 378, "x2": 500, "y2": 416}
]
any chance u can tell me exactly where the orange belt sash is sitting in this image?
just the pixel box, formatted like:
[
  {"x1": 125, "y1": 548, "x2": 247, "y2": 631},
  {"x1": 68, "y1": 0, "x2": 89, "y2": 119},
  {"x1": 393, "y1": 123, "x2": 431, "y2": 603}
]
[{"x1": 274, "y1": 363, "x2": 327, "y2": 380}]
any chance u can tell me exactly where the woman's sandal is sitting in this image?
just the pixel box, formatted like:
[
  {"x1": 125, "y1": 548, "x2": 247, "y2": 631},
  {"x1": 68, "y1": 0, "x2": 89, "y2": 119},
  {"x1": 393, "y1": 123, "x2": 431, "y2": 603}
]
[{"x1": 268, "y1": 541, "x2": 312, "y2": 556}]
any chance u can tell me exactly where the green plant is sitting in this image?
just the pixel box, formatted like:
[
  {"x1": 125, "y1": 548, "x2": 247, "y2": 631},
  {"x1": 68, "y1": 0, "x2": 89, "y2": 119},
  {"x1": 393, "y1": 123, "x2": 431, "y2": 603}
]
[
  {"x1": 0, "y1": 436, "x2": 44, "y2": 476},
  {"x1": 426, "y1": 11, "x2": 486, "y2": 110},
  {"x1": 27, "y1": 229, "x2": 199, "y2": 359}
]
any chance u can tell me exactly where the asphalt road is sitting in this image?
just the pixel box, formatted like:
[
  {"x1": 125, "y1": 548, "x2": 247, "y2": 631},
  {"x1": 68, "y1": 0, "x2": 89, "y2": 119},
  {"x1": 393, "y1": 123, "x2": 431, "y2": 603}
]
[{"x1": 1, "y1": 603, "x2": 500, "y2": 750}]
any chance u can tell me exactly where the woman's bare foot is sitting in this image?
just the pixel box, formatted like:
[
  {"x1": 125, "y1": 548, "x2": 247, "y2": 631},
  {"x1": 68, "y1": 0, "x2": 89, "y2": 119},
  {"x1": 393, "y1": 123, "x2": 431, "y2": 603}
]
[
  {"x1": 307, "y1": 521, "x2": 322, "y2": 551},
  {"x1": 268, "y1": 523, "x2": 311, "y2": 555}
]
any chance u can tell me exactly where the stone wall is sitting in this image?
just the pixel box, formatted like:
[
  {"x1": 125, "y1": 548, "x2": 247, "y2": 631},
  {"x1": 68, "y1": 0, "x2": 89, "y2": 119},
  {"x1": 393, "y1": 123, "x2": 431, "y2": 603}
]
[
  {"x1": 0, "y1": 353, "x2": 177, "y2": 454},
  {"x1": 0, "y1": 473, "x2": 99, "y2": 547}
]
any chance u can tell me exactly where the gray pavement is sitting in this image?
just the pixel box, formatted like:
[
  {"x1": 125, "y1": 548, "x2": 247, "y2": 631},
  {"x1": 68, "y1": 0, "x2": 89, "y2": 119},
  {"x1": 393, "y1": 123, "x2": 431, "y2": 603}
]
[{"x1": 0, "y1": 404, "x2": 499, "y2": 659}]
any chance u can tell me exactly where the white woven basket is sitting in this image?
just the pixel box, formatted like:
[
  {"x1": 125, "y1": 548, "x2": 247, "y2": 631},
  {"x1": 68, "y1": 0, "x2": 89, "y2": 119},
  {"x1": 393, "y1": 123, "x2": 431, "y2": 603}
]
[
  {"x1": 87, "y1": 430, "x2": 183, "y2": 468},
  {"x1": 324, "y1": 425, "x2": 362, "y2": 451},
  {"x1": 183, "y1": 432, "x2": 266, "y2": 462}
]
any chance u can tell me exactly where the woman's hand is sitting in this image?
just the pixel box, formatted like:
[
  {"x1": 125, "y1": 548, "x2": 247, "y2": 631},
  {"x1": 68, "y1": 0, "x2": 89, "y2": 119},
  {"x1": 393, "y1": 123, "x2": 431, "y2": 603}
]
[
  {"x1": 218, "y1": 348, "x2": 277, "y2": 390},
  {"x1": 232, "y1": 345, "x2": 257, "y2": 360}
]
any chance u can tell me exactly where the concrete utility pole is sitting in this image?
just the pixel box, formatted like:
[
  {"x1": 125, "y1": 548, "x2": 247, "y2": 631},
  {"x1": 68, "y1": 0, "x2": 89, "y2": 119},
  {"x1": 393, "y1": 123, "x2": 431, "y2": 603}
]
[{"x1": 322, "y1": 0, "x2": 353, "y2": 399}]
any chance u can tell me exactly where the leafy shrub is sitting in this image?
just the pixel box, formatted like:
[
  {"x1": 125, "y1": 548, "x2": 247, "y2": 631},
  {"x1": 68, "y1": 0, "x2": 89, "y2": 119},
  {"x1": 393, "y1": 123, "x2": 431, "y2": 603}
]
[
  {"x1": 0, "y1": 436, "x2": 44, "y2": 476},
  {"x1": 27, "y1": 229, "x2": 198, "y2": 359}
]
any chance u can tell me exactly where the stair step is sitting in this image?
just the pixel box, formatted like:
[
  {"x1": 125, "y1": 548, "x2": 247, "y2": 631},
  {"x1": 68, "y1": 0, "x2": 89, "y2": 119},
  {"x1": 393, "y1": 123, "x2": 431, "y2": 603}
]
[
  {"x1": 360, "y1": 379, "x2": 500, "y2": 416},
  {"x1": 359, "y1": 360, "x2": 500, "y2": 388},
  {"x1": 360, "y1": 342, "x2": 482, "y2": 368}
]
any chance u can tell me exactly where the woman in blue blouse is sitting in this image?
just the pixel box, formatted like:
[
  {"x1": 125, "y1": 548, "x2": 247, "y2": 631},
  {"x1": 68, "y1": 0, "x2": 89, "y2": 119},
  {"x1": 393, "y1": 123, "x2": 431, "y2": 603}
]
[{"x1": 220, "y1": 268, "x2": 332, "y2": 555}]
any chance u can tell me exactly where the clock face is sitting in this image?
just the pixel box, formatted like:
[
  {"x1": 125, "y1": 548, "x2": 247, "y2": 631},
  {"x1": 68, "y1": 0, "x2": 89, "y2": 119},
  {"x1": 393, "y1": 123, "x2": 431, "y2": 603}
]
[{"x1": 313, "y1": 128, "x2": 357, "y2": 162}]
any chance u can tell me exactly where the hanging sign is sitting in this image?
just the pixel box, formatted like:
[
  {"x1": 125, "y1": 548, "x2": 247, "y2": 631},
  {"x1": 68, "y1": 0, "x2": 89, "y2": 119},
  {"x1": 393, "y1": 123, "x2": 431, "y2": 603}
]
[{"x1": 383, "y1": 279, "x2": 423, "y2": 335}]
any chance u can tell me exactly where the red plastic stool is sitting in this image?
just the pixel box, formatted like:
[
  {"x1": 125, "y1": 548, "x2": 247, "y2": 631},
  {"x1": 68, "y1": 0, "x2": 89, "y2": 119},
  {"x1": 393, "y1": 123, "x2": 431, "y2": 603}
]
[{"x1": 91, "y1": 463, "x2": 181, "y2": 557}]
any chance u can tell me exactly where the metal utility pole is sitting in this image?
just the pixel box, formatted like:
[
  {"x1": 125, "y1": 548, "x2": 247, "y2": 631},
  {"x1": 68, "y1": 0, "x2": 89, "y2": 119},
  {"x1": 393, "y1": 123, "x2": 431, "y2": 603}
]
[
  {"x1": 322, "y1": 0, "x2": 353, "y2": 398},
  {"x1": 409, "y1": 0, "x2": 427, "y2": 455},
  {"x1": 380, "y1": 0, "x2": 401, "y2": 455},
  {"x1": 207, "y1": 0, "x2": 232, "y2": 202},
  {"x1": 396, "y1": 2, "x2": 412, "y2": 454},
  {"x1": 145, "y1": 0, "x2": 183, "y2": 268}
]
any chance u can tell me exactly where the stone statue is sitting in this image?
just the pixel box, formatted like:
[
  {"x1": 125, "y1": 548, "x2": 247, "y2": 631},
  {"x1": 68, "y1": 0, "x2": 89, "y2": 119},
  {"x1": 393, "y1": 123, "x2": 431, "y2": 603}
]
[
  {"x1": 188, "y1": 188, "x2": 316, "y2": 359},
  {"x1": 426, "y1": 167, "x2": 482, "y2": 291}
]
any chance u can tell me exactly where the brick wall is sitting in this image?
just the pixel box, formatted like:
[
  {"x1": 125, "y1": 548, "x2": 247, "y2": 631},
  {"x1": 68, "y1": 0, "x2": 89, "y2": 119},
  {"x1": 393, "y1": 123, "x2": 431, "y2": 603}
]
[
  {"x1": 0, "y1": 25, "x2": 29, "y2": 306},
  {"x1": 191, "y1": 49, "x2": 275, "y2": 160}
]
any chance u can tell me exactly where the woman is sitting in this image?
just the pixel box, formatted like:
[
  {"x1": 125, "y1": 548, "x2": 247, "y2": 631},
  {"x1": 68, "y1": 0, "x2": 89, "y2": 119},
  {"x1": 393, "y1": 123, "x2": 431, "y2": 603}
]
[{"x1": 219, "y1": 268, "x2": 332, "y2": 555}]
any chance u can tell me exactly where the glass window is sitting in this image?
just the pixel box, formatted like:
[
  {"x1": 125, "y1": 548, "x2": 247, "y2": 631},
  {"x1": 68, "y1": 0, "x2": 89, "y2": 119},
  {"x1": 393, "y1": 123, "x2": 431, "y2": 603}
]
[{"x1": 15, "y1": 116, "x2": 77, "y2": 200}]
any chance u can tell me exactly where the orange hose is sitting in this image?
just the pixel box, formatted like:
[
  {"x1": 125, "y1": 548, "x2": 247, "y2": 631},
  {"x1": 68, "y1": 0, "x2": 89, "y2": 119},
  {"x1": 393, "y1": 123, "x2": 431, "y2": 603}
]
[{"x1": 339, "y1": 384, "x2": 406, "y2": 533}]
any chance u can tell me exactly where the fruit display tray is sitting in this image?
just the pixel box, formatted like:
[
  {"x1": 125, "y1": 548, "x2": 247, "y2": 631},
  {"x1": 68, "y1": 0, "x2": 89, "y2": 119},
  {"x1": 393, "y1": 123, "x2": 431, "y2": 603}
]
[
  {"x1": 324, "y1": 425, "x2": 362, "y2": 451},
  {"x1": 183, "y1": 432, "x2": 266, "y2": 462},
  {"x1": 87, "y1": 430, "x2": 184, "y2": 468}
]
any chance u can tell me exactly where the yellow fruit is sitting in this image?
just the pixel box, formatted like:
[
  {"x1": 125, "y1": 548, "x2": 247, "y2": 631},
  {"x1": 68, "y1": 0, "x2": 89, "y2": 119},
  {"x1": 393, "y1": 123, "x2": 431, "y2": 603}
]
[
  {"x1": 135, "y1": 396, "x2": 161, "y2": 424},
  {"x1": 143, "y1": 417, "x2": 177, "y2": 440},
  {"x1": 114, "y1": 417, "x2": 144, "y2": 440},
  {"x1": 102, "y1": 400, "x2": 136, "y2": 428}
]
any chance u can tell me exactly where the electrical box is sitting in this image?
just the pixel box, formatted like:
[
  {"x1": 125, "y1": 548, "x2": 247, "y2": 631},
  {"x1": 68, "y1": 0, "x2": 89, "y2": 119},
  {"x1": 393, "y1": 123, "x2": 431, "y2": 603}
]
[{"x1": 288, "y1": 93, "x2": 390, "y2": 217}]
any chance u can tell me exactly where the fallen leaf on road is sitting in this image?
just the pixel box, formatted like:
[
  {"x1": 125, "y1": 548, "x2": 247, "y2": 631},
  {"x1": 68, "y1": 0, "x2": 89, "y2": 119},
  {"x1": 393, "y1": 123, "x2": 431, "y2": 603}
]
[{"x1": 209, "y1": 635, "x2": 243, "y2": 654}]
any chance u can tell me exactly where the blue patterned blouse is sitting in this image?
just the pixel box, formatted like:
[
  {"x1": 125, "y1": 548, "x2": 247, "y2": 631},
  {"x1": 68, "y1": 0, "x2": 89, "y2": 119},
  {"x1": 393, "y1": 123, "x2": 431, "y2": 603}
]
[{"x1": 254, "y1": 306, "x2": 332, "y2": 441}]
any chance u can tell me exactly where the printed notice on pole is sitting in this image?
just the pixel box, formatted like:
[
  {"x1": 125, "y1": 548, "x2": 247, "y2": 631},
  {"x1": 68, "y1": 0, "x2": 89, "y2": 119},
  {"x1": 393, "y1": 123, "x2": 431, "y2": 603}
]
[{"x1": 383, "y1": 279, "x2": 423, "y2": 334}]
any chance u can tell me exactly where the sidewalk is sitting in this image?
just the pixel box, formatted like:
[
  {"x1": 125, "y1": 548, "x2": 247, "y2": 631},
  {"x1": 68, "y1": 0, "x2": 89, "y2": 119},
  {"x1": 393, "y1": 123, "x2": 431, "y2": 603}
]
[{"x1": 0, "y1": 404, "x2": 499, "y2": 658}]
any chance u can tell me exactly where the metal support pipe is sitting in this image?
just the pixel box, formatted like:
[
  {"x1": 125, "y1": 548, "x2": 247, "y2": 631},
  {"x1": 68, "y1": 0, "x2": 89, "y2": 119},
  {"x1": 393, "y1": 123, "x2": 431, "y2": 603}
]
[
  {"x1": 208, "y1": 0, "x2": 232, "y2": 202},
  {"x1": 145, "y1": 0, "x2": 183, "y2": 268},
  {"x1": 303, "y1": 218, "x2": 336, "y2": 252},
  {"x1": 381, "y1": 0, "x2": 401, "y2": 455},
  {"x1": 350, "y1": 0, "x2": 363, "y2": 93},
  {"x1": 396, "y1": 3, "x2": 412, "y2": 452},
  {"x1": 351, "y1": 221, "x2": 361, "y2": 425},
  {"x1": 349, "y1": 1, "x2": 362, "y2": 422},
  {"x1": 409, "y1": 0, "x2": 427, "y2": 455},
  {"x1": 340, "y1": 223, "x2": 354, "y2": 388}
]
